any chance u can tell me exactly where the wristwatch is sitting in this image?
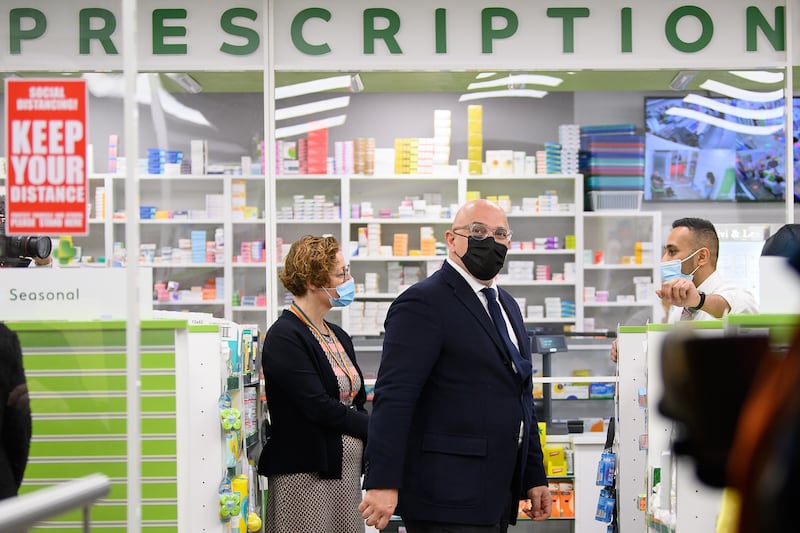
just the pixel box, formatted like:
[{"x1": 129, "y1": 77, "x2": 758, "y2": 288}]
[{"x1": 688, "y1": 291, "x2": 706, "y2": 312}]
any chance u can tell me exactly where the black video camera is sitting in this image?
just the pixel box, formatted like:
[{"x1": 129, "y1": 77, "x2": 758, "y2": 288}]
[{"x1": 0, "y1": 197, "x2": 52, "y2": 268}]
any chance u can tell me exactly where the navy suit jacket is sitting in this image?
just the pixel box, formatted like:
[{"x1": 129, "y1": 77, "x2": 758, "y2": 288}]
[{"x1": 363, "y1": 261, "x2": 547, "y2": 525}]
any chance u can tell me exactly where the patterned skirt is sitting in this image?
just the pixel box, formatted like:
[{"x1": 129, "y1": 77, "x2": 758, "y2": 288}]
[{"x1": 265, "y1": 434, "x2": 365, "y2": 533}]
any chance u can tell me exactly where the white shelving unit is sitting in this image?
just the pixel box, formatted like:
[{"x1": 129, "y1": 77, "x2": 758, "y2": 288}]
[
  {"x1": 74, "y1": 173, "x2": 270, "y2": 324},
  {"x1": 581, "y1": 210, "x2": 662, "y2": 332},
  {"x1": 177, "y1": 318, "x2": 263, "y2": 532},
  {"x1": 466, "y1": 175, "x2": 583, "y2": 332},
  {"x1": 68, "y1": 172, "x2": 661, "y2": 338}
]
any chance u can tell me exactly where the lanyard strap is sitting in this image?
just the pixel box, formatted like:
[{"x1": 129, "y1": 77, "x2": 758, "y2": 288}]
[{"x1": 289, "y1": 302, "x2": 356, "y2": 399}]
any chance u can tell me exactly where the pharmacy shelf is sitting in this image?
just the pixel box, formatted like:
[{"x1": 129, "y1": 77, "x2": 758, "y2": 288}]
[
  {"x1": 349, "y1": 217, "x2": 452, "y2": 225},
  {"x1": 276, "y1": 218, "x2": 341, "y2": 224},
  {"x1": 507, "y1": 249, "x2": 577, "y2": 256},
  {"x1": 350, "y1": 255, "x2": 442, "y2": 262},
  {"x1": 154, "y1": 300, "x2": 225, "y2": 306},
  {"x1": 583, "y1": 302, "x2": 654, "y2": 308},
  {"x1": 584, "y1": 264, "x2": 655, "y2": 270},
  {"x1": 500, "y1": 281, "x2": 576, "y2": 287}
]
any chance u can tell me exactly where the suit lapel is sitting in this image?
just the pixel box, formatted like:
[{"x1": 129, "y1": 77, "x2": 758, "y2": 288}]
[
  {"x1": 497, "y1": 288, "x2": 527, "y2": 353},
  {"x1": 440, "y1": 262, "x2": 508, "y2": 355},
  {"x1": 498, "y1": 286, "x2": 533, "y2": 382}
]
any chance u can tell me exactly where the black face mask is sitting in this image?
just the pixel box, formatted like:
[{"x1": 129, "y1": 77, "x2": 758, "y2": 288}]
[{"x1": 458, "y1": 237, "x2": 508, "y2": 280}]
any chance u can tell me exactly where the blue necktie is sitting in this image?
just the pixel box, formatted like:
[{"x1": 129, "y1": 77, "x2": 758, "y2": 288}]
[{"x1": 482, "y1": 287, "x2": 522, "y2": 373}]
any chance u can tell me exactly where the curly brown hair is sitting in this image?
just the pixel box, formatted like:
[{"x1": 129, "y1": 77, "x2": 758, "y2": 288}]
[{"x1": 280, "y1": 235, "x2": 341, "y2": 297}]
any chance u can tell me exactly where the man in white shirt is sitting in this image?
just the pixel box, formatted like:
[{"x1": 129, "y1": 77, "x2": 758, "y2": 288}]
[
  {"x1": 611, "y1": 217, "x2": 759, "y2": 533},
  {"x1": 610, "y1": 217, "x2": 757, "y2": 362},
  {"x1": 656, "y1": 217, "x2": 757, "y2": 323}
]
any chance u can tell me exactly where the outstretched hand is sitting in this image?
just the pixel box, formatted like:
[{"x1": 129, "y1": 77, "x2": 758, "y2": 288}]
[{"x1": 656, "y1": 278, "x2": 701, "y2": 309}]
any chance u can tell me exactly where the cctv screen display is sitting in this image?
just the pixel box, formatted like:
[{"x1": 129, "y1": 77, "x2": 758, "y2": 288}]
[{"x1": 644, "y1": 96, "x2": 800, "y2": 202}]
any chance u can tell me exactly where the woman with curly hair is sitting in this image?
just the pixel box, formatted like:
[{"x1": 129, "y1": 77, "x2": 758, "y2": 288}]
[{"x1": 258, "y1": 235, "x2": 368, "y2": 533}]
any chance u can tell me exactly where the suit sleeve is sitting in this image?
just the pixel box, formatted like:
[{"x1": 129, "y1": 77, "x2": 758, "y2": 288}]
[
  {"x1": 263, "y1": 324, "x2": 368, "y2": 440},
  {"x1": 522, "y1": 405, "x2": 548, "y2": 493},
  {"x1": 1, "y1": 325, "x2": 32, "y2": 491},
  {"x1": 363, "y1": 289, "x2": 444, "y2": 489},
  {"x1": 502, "y1": 296, "x2": 547, "y2": 494}
]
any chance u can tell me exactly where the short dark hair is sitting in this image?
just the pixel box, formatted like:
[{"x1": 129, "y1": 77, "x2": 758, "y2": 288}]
[
  {"x1": 673, "y1": 217, "x2": 719, "y2": 266},
  {"x1": 279, "y1": 235, "x2": 340, "y2": 297}
]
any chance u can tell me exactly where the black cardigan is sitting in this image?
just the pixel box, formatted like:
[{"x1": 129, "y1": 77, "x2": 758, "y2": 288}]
[{"x1": 258, "y1": 310, "x2": 368, "y2": 479}]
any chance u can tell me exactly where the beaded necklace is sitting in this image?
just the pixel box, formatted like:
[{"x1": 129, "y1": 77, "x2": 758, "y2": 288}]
[{"x1": 290, "y1": 301, "x2": 356, "y2": 399}]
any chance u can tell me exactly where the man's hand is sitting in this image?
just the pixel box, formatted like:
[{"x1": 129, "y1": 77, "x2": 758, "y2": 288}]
[
  {"x1": 655, "y1": 278, "x2": 701, "y2": 309},
  {"x1": 610, "y1": 338, "x2": 619, "y2": 363},
  {"x1": 522, "y1": 485, "x2": 552, "y2": 521},
  {"x1": 359, "y1": 488, "x2": 398, "y2": 530}
]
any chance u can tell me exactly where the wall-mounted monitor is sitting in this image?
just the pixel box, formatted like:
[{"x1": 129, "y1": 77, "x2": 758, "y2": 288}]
[{"x1": 644, "y1": 96, "x2": 800, "y2": 202}]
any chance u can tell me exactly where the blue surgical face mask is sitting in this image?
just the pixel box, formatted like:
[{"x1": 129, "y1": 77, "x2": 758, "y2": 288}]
[
  {"x1": 661, "y1": 249, "x2": 701, "y2": 282},
  {"x1": 324, "y1": 278, "x2": 355, "y2": 307}
]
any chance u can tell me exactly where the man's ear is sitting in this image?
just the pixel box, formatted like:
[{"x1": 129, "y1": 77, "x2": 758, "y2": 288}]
[
  {"x1": 445, "y1": 230, "x2": 456, "y2": 250},
  {"x1": 697, "y1": 247, "x2": 711, "y2": 267}
]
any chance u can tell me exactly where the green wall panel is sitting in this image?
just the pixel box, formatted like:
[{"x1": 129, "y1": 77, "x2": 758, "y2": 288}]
[
  {"x1": 23, "y1": 352, "x2": 176, "y2": 371},
  {"x1": 30, "y1": 397, "x2": 127, "y2": 414},
  {"x1": 143, "y1": 352, "x2": 176, "y2": 370},
  {"x1": 29, "y1": 375, "x2": 128, "y2": 393},
  {"x1": 29, "y1": 439, "x2": 174, "y2": 458},
  {"x1": 47, "y1": 503, "x2": 177, "y2": 523},
  {"x1": 25, "y1": 460, "x2": 177, "y2": 480},
  {"x1": 142, "y1": 482, "x2": 178, "y2": 500},
  {"x1": 30, "y1": 527, "x2": 177, "y2": 533},
  {"x1": 14, "y1": 322, "x2": 185, "y2": 533},
  {"x1": 33, "y1": 418, "x2": 123, "y2": 436},
  {"x1": 142, "y1": 460, "x2": 178, "y2": 478},
  {"x1": 141, "y1": 375, "x2": 176, "y2": 391},
  {"x1": 30, "y1": 440, "x2": 127, "y2": 457},
  {"x1": 33, "y1": 417, "x2": 176, "y2": 436},
  {"x1": 30, "y1": 396, "x2": 177, "y2": 414},
  {"x1": 29, "y1": 375, "x2": 179, "y2": 394},
  {"x1": 143, "y1": 418, "x2": 177, "y2": 435},
  {"x1": 29, "y1": 522, "x2": 127, "y2": 533},
  {"x1": 105, "y1": 481, "x2": 178, "y2": 500},
  {"x1": 142, "y1": 505, "x2": 179, "y2": 522},
  {"x1": 25, "y1": 353, "x2": 125, "y2": 371},
  {"x1": 23, "y1": 460, "x2": 127, "y2": 479},
  {"x1": 19, "y1": 481, "x2": 177, "y2": 501},
  {"x1": 9, "y1": 321, "x2": 182, "y2": 349},
  {"x1": 142, "y1": 396, "x2": 177, "y2": 412},
  {"x1": 17, "y1": 330, "x2": 128, "y2": 348},
  {"x1": 142, "y1": 439, "x2": 177, "y2": 456}
]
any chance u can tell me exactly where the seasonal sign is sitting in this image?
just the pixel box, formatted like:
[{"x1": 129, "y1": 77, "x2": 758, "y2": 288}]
[{"x1": 4, "y1": 78, "x2": 88, "y2": 235}]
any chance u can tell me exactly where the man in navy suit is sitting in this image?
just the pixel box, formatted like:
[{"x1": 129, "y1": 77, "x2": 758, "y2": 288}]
[{"x1": 360, "y1": 199, "x2": 551, "y2": 532}]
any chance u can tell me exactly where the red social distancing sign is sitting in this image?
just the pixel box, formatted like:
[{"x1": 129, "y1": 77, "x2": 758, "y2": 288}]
[{"x1": 4, "y1": 78, "x2": 88, "y2": 235}]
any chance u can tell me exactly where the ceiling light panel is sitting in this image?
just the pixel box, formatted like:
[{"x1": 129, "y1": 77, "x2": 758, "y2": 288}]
[
  {"x1": 275, "y1": 74, "x2": 365, "y2": 99},
  {"x1": 699, "y1": 79, "x2": 783, "y2": 102},
  {"x1": 274, "y1": 114, "x2": 347, "y2": 139},
  {"x1": 467, "y1": 74, "x2": 563, "y2": 91},
  {"x1": 728, "y1": 70, "x2": 784, "y2": 84},
  {"x1": 458, "y1": 89, "x2": 548, "y2": 102},
  {"x1": 275, "y1": 96, "x2": 350, "y2": 121}
]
